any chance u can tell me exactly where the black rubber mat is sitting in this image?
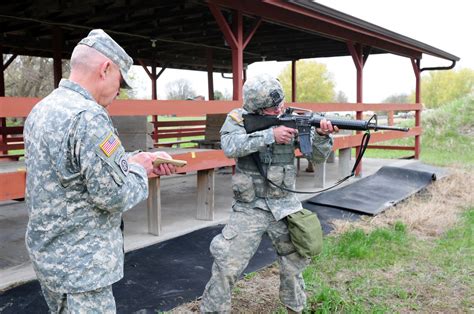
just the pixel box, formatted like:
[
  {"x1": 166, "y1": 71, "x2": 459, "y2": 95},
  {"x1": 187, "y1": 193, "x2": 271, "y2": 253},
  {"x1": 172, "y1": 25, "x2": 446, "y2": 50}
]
[
  {"x1": 307, "y1": 165, "x2": 437, "y2": 215},
  {"x1": 0, "y1": 207, "x2": 349, "y2": 313},
  {"x1": 0, "y1": 225, "x2": 278, "y2": 314}
]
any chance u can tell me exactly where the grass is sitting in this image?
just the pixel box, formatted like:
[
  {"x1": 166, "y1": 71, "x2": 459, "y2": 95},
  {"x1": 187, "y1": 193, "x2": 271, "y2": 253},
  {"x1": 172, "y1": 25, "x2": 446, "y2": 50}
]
[
  {"x1": 304, "y1": 96, "x2": 474, "y2": 313},
  {"x1": 364, "y1": 95, "x2": 474, "y2": 166},
  {"x1": 303, "y1": 208, "x2": 474, "y2": 313}
]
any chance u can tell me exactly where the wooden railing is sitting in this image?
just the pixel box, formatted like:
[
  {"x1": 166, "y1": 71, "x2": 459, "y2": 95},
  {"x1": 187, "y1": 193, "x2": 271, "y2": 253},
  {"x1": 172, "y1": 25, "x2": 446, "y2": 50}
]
[{"x1": 0, "y1": 97, "x2": 422, "y2": 159}]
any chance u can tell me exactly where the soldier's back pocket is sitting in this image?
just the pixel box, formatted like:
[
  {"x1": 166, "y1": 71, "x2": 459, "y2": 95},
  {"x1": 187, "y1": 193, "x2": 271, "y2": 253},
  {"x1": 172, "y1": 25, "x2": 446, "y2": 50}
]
[{"x1": 232, "y1": 173, "x2": 255, "y2": 202}]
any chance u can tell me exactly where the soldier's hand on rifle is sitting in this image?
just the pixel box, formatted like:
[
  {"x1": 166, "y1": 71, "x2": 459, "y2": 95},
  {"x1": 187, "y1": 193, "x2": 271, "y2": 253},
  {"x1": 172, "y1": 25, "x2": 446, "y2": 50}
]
[
  {"x1": 274, "y1": 126, "x2": 298, "y2": 144},
  {"x1": 316, "y1": 119, "x2": 338, "y2": 136}
]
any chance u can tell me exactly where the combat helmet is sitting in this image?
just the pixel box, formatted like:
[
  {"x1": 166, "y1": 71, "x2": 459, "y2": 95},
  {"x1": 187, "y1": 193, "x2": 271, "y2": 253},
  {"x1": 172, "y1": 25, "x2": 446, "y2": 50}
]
[{"x1": 243, "y1": 74, "x2": 285, "y2": 113}]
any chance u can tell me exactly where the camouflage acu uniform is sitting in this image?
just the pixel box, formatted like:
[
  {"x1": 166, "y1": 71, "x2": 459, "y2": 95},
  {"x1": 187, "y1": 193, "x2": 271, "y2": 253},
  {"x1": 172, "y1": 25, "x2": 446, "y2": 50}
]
[
  {"x1": 200, "y1": 74, "x2": 333, "y2": 313},
  {"x1": 24, "y1": 30, "x2": 147, "y2": 313}
]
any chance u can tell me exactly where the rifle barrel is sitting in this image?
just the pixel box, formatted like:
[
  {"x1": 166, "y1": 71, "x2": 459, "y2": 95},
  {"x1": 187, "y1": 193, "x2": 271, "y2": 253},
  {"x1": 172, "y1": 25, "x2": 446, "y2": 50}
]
[
  {"x1": 369, "y1": 124, "x2": 409, "y2": 132},
  {"x1": 310, "y1": 115, "x2": 410, "y2": 132}
]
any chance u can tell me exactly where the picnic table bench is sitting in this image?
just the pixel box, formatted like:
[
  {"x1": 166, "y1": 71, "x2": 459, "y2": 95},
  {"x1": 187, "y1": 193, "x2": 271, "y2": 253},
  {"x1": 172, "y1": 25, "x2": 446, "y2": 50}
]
[{"x1": 0, "y1": 118, "x2": 24, "y2": 161}]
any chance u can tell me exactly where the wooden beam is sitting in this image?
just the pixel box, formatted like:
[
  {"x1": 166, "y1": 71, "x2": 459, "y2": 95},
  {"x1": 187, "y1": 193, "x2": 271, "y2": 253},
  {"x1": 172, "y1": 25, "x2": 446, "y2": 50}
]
[
  {"x1": 52, "y1": 26, "x2": 63, "y2": 88},
  {"x1": 207, "y1": 48, "x2": 214, "y2": 100},
  {"x1": 291, "y1": 60, "x2": 297, "y2": 102},
  {"x1": 0, "y1": 97, "x2": 424, "y2": 118}
]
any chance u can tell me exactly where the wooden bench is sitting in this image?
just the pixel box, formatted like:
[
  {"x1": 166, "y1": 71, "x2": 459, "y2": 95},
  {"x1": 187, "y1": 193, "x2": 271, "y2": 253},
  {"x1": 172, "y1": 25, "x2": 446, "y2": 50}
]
[
  {"x1": 0, "y1": 118, "x2": 24, "y2": 161},
  {"x1": 191, "y1": 113, "x2": 227, "y2": 149},
  {"x1": 151, "y1": 119, "x2": 205, "y2": 148},
  {"x1": 151, "y1": 113, "x2": 227, "y2": 149}
]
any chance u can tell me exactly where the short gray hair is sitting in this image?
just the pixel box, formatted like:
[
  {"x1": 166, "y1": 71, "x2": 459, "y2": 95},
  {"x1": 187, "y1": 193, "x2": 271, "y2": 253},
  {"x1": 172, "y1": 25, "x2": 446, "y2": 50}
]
[{"x1": 70, "y1": 45, "x2": 107, "y2": 71}]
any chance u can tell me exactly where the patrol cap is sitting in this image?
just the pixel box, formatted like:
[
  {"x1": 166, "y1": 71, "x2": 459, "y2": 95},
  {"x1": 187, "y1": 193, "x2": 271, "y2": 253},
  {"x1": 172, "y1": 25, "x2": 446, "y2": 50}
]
[
  {"x1": 243, "y1": 73, "x2": 284, "y2": 113},
  {"x1": 78, "y1": 29, "x2": 133, "y2": 89}
]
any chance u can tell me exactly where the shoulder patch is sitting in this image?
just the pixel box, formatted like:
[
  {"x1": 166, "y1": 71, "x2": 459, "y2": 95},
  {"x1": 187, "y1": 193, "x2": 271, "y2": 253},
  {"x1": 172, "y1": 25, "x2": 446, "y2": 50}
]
[
  {"x1": 229, "y1": 110, "x2": 243, "y2": 124},
  {"x1": 99, "y1": 132, "x2": 121, "y2": 157},
  {"x1": 117, "y1": 154, "x2": 129, "y2": 175}
]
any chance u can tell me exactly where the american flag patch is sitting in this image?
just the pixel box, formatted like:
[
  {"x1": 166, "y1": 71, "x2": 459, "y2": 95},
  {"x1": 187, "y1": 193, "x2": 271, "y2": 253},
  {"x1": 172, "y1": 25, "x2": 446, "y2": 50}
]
[{"x1": 100, "y1": 133, "x2": 120, "y2": 157}]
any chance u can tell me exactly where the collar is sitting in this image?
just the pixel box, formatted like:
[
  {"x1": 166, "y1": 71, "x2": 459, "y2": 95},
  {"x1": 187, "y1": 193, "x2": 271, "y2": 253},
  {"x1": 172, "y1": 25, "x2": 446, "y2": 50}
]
[{"x1": 58, "y1": 79, "x2": 96, "y2": 102}]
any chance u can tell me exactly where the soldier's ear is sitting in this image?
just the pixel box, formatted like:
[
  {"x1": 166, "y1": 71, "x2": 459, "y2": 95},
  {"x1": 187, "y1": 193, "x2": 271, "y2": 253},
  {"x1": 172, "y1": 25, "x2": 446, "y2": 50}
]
[{"x1": 99, "y1": 61, "x2": 112, "y2": 79}]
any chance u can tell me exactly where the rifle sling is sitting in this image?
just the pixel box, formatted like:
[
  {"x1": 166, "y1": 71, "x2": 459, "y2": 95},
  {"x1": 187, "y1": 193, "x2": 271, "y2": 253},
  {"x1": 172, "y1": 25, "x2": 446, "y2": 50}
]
[{"x1": 250, "y1": 131, "x2": 371, "y2": 195}]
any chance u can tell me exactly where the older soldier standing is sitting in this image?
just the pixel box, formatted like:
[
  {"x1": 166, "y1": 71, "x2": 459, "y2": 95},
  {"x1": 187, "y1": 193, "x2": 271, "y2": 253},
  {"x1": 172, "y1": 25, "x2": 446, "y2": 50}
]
[
  {"x1": 24, "y1": 29, "x2": 175, "y2": 313},
  {"x1": 200, "y1": 74, "x2": 335, "y2": 313}
]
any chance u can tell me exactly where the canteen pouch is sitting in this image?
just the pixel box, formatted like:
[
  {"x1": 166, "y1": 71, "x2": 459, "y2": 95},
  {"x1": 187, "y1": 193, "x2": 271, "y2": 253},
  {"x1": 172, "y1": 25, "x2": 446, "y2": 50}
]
[{"x1": 286, "y1": 209, "x2": 323, "y2": 258}]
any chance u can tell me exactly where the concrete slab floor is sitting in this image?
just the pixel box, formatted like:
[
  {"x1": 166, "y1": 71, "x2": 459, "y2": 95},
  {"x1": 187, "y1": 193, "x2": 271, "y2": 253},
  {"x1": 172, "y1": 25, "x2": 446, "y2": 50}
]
[{"x1": 0, "y1": 157, "x2": 416, "y2": 291}]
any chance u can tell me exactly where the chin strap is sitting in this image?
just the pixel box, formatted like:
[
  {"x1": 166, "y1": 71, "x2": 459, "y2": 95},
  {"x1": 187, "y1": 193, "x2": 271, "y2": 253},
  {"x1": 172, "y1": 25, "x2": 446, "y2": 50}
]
[{"x1": 251, "y1": 130, "x2": 371, "y2": 194}]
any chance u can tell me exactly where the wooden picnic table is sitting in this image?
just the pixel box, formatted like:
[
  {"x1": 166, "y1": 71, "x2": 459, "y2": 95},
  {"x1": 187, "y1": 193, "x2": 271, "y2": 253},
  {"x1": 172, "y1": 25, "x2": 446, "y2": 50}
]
[
  {"x1": 0, "y1": 149, "x2": 235, "y2": 236},
  {"x1": 147, "y1": 148, "x2": 235, "y2": 235}
]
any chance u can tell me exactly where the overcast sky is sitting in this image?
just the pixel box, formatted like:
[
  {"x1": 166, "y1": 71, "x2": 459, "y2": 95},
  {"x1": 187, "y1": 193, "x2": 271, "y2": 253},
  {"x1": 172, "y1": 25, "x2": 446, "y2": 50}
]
[{"x1": 132, "y1": 0, "x2": 473, "y2": 103}]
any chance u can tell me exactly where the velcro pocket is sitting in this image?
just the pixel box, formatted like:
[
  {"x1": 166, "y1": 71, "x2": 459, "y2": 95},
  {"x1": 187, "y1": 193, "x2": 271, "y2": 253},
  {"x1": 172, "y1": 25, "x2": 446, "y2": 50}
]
[
  {"x1": 267, "y1": 165, "x2": 286, "y2": 198},
  {"x1": 283, "y1": 164, "x2": 296, "y2": 189},
  {"x1": 210, "y1": 225, "x2": 238, "y2": 261},
  {"x1": 222, "y1": 225, "x2": 238, "y2": 240},
  {"x1": 232, "y1": 173, "x2": 256, "y2": 202}
]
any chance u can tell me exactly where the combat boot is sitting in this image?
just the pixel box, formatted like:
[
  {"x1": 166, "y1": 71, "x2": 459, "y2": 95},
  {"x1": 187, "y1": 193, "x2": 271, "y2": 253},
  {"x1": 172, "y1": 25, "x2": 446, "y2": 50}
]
[{"x1": 286, "y1": 307, "x2": 302, "y2": 314}]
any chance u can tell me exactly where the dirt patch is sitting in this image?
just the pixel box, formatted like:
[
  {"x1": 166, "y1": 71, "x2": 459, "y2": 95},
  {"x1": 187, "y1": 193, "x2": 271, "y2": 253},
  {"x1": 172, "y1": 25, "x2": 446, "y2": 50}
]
[{"x1": 169, "y1": 265, "x2": 281, "y2": 313}]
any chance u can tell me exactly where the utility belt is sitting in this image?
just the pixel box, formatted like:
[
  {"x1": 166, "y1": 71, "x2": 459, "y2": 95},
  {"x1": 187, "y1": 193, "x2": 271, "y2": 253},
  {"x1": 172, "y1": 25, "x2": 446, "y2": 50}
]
[{"x1": 236, "y1": 157, "x2": 292, "y2": 172}]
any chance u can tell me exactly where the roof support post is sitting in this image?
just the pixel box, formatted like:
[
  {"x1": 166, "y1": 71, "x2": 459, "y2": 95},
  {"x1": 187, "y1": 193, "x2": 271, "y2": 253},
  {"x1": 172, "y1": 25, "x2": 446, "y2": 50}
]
[
  {"x1": 411, "y1": 59, "x2": 421, "y2": 104},
  {"x1": 52, "y1": 27, "x2": 63, "y2": 88},
  {"x1": 0, "y1": 47, "x2": 17, "y2": 155},
  {"x1": 207, "y1": 48, "x2": 214, "y2": 100},
  {"x1": 151, "y1": 64, "x2": 157, "y2": 100},
  {"x1": 291, "y1": 60, "x2": 297, "y2": 102},
  {"x1": 231, "y1": 10, "x2": 243, "y2": 101},
  {"x1": 0, "y1": 44, "x2": 5, "y2": 155},
  {"x1": 0, "y1": 45, "x2": 5, "y2": 97},
  {"x1": 209, "y1": 3, "x2": 261, "y2": 101},
  {"x1": 347, "y1": 42, "x2": 365, "y2": 175},
  {"x1": 0, "y1": 47, "x2": 17, "y2": 156},
  {"x1": 411, "y1": 58, "x2": 421, "y2": 159},
  {"x1": 138, "y1": 60, "x2": 166, "y2": 99},
  {"x1": 0, "y1": 50, "x2": 15, "y2": 96},
  {"x1": 347, "y1": 42, "x2": 364, "y2": 105},
  {"x1": 139, "y1": 60, "x2": 166, "y2": 144}
]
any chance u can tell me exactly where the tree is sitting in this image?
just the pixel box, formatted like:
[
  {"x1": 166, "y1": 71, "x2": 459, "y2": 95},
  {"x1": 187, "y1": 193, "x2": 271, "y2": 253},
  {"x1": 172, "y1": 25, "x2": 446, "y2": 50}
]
[
  {"x1": 334, "y1": 90, "x2": 348, "y2": 103},
  {"x1": 382, "y1": 93, "x2": 409, "y2": 104},
  {"x1": 411, "y1": 68, "x2": 474, "y2": 108},
  {"x1": 4, "y1": 55, "x2": 70, "y2": 97},
  {"x1": 165, "y1": 78, "x2": 196, "y2": 100},
  {"x1": 213, "y1": 89, "x2": 231, "y2": 100},
  {"x1": 4, "y1": 55, "x2": 139, "y2": 101},
  {"x1": 278, "y1": 60, "x2": 335, "y2": 102}
]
